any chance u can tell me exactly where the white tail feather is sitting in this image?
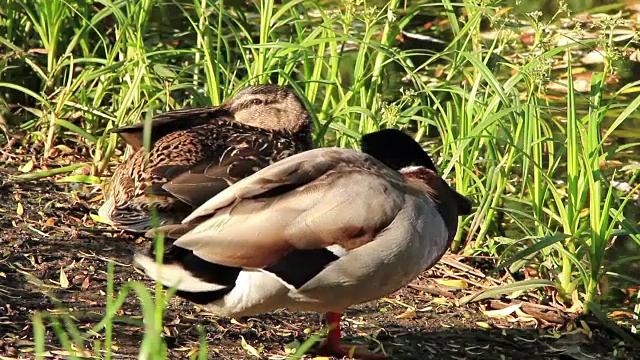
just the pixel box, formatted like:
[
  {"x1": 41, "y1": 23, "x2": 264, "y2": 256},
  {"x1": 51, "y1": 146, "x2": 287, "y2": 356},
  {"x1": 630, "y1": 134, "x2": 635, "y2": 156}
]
[
  {"x1": 97, "y1": 198, "x2": 115, "y2": 224},
  {"x1": 133, "y1": 253, "x2": 226, "y2": 292}
]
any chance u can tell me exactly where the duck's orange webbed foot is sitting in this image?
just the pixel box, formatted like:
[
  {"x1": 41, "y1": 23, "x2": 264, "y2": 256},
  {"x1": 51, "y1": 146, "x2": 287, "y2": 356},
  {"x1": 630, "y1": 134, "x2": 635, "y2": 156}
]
[{"x1": 314, "y1": 312, "x2": 387, "y2": 359}]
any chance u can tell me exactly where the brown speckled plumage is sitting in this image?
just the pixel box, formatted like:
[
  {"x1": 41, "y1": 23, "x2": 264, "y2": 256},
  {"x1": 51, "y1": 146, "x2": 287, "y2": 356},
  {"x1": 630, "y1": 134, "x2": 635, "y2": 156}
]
[{"x1": 99, "y1": 85, "x2": 313, "y2": 232}]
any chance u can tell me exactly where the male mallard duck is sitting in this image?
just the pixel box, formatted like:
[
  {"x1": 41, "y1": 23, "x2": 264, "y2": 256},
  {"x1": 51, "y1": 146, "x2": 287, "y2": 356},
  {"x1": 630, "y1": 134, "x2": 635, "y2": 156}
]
[
  {"x1": 133, "y1": 129, "x2": 472, "y2": 359},
  {"x1": 99, "y1": 84, "x2": 313, "y2": 232}
]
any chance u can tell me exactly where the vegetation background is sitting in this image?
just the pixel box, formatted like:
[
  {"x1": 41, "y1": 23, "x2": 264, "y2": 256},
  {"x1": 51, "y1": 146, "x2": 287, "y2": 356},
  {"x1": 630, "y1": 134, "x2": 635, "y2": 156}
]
[{"x1": 1, "y1": 0, "x2": 639, "y2": 358}]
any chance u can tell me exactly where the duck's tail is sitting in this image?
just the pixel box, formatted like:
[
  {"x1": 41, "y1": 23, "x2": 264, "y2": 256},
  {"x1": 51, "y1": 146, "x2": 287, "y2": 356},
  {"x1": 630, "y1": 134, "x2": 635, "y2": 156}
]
[
  {"x1": 98, "y1": 198, "x2": 183, "y2": 233},
  {"x1": 132, "y1": 240, "x2": 241, "y2": 305},
  {"x1": 97, "y1": 198, "x2": 115, "y2": 225}
]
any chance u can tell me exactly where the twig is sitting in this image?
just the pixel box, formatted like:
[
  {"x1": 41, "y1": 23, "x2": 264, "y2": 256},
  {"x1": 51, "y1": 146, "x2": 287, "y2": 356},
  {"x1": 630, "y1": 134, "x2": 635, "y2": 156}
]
[{"x1": 407, "y1": 283, "x2": 456, "y2": 299}]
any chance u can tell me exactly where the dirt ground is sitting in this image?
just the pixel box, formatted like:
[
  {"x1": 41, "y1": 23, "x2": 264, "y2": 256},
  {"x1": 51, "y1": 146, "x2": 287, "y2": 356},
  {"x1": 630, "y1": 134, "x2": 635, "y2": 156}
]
[{"x1": 0, "y1": 162, "x2": 635, "y2": 359}]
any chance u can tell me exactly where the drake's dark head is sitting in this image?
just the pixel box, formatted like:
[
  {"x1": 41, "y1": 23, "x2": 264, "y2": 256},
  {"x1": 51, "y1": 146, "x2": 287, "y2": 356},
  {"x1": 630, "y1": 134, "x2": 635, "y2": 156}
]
[
  {"x1": 223, "y1": 84, "x2": 311, "y2": 135},
  {"x1": 361, "y1": 128, "x2": 473, "y2": 218},
  {"x1": 361, "y1": 129, "x2": 438, "y2": 172}
]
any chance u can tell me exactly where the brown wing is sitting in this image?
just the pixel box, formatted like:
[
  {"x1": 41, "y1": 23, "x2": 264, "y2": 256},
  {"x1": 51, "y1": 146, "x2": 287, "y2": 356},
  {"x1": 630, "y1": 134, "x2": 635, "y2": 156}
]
[
  {"x1": 156, "y1": 146, "x2": 269, "y2": 208},
  {"x1": 106, "y1": 118, "x2": 308, "y2": 232},
  {"x1": 111, "y1": 106, "x2": 230, "y2": 150}
]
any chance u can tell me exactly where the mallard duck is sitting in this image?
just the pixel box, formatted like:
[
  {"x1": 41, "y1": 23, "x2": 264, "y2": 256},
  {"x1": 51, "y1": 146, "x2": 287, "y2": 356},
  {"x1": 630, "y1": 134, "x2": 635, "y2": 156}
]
[
  {"x1": 99, "y1": 84, "x2": 313, "y2": 232},
  {"x1": 133, "y1": 129, "x2": 472, "y2": 359}
]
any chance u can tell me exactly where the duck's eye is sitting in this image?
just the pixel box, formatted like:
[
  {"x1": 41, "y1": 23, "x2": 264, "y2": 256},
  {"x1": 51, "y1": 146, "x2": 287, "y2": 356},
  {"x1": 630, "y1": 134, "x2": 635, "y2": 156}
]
[{"x1": 250, "y1": 99, "x2": 263, "y2": 106}]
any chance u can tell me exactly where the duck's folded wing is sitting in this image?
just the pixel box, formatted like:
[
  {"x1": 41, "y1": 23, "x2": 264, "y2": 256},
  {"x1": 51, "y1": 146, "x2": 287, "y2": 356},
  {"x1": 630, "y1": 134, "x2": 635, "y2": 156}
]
[
  {"x1": 183, "y1": 148, "x2": 373, "y2": 222},
  {"x1": 111, "y1": 107, "x2": 230, "y2": 150},
  {"x1": 148, "y1": 146, "x2": 269, "y2": 208},
  {"x1": 172, "y1": 149, "x2": 407, "y2": 288}
]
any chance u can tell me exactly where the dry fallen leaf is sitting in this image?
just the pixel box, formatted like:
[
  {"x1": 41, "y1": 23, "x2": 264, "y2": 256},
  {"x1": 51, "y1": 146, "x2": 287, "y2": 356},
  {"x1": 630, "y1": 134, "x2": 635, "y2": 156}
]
[
  {"x1": 55, "y1": 144, "x2": 74, "y2": 154},
  {"x1": 514, "y1": 307, "x2": 536, "y2": 319},
  {"x1": 435, "y1": 279, "x2": 468, "y2": 289},
  {"x1": 609, "y1": 310, "x2": 635, "y2": 319},
  {"x1": 186, "y1": 347, "x2": 199, "y2": 357},
  {"x1": 230, "y1": 318, "x2": 245, "y2": 326},
  {"x1": 19, "y1": 159, "x2": 34, "y2": 173},
  {"x1": 284, "y1": 339, "x2": 301, "y2": 354},
  {"x1": 482, "y1": 303, "x2": 522, "y2": 318},
  {"x1": 476, "y1": 321, "x2": 493, "y2": 329},
  {"x1": 51, "y1": 350, "x2": 90, "y2": 357},
  {"x1": 81, "y1": 276, "x2": 91, "y2": 290},
  {"x1": 88, "y1": 194, "x2": 104, "y2": 203},
  {"x1": 60, "y1": 268, "x2": 69, "y2": 288},
  {"x1": 431, "y1": 297, "x2": 450, "y2": 304},
  {"x1": 396, "y1": 307, "x2": 417, "y2": 319},
  {"x1": 240, "y1": 336, "x2": 261, "y2": 358},
  {"x1": 28, "y1": 48, "x2": 49, "y2": 55}
]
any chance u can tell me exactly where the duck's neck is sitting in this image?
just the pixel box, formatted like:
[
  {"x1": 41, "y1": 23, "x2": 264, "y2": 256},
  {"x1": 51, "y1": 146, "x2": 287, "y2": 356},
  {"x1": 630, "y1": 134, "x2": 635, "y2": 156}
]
[
  {"x1": 293, "y1": 121, "x2": 314, "y2": 150},
  {"x1": 400, "y1": 167, "x2": 466, "y2": 244}
]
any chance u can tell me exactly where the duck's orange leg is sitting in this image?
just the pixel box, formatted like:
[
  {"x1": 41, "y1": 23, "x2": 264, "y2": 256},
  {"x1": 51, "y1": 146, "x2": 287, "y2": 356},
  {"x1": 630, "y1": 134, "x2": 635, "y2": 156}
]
[{"x1": 316, "y1": 312, "x2": 386, "y2": 359}]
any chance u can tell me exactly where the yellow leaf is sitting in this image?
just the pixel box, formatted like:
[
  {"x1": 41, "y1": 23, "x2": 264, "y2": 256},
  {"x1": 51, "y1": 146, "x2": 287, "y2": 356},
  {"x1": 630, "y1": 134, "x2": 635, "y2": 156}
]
[
  {"x1": 514, "y1": 307, "x2": 537, "y2": 321},
  {"x1": 580, "y1": 320, "x2": 591, "y2": 334},
  {"x1": 395, "y1": 307, "x2": 417, "y2": 319},
  {"x1": 431, "y1": 297, "x2": 449, "y2": 304},
  {"x1": 55, "y1": 144, "x2": 74, "y2": 154},
  {"x1": 16, "y1": 203, "x2": 24, "y2": 216},
  {"x1": 51, "y1": 350, "x2": 80, "y2": 356},
  {"x1": 88, "y1": 194, "x2": 104, "y2": 203},
  {"x1": 19, "y1": 160, "x2": 34, "y2": 173},
  {"x1": 284, "y1": 340, "x2": 301, "y2": 354},
  {"x1": 476, "y1": 321, "x2": 492, "y2": 329},
  {"x1": 435, "y1": 279, "x2": 468, "y2": 289},
  {"x1": 482, "y1": 303, "x2": 522, "y2": 318},
  {"x1": 239, "y1": 336, "x2": 261, "y2": 358},
  {"x1": 60, "y1": 268, "x2": 69, "y2": 288}
]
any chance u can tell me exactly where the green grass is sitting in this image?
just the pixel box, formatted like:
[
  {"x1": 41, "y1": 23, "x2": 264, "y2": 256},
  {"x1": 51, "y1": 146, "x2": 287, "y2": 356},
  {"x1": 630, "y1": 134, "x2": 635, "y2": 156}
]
[{"x1": 2, "y1": 0, "x2": 640, "y2": 357}]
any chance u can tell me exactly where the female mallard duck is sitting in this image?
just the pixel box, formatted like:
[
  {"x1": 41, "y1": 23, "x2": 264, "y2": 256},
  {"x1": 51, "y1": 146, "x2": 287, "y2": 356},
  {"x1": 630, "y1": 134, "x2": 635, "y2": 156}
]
[
  {"x1": 133, "y1": 129, "x2": 472, "y2": 359},
  {"x1": 99, "y1": 84, "x2": 313, "y2": 232}
]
